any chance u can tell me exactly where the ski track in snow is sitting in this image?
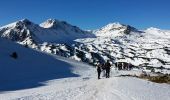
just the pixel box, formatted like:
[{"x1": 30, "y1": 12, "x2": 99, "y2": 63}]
[{"x1": 0, "y1": 56, "x2": 170, "y2": 100}]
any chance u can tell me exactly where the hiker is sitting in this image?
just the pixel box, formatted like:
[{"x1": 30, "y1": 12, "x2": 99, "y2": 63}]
[
  {"x1": 101, "y1": 63, "x2": 106, "y2": 77},
  {"x1": 105, "y1": 60, "x2": 111, "y2": 78},
  {"x1": 97, "y1": 63, "x2": 102, "y2": 79}
]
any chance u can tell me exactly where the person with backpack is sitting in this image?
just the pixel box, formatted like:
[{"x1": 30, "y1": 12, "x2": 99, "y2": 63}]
[{"x1": 105, "y1": 60, "x2": 111, "y2": 78}]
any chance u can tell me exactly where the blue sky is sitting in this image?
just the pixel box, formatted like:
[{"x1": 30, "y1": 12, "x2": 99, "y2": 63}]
[{"x1": 0, "y1": 0, "x2": 170, "y2": 30}]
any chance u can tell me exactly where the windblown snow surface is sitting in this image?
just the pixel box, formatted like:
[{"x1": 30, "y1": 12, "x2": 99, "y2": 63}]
[{"x1": 0, "y1": 38, "x2": 170, "y2": 100}]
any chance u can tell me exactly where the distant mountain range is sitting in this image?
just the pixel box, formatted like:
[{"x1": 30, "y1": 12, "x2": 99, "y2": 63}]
[
  {"x1": 1, "y1": 19, "x2": 170, "y2": 71},
  {"x1": 0, "y1": 19, "x2": 94, "y2": 46}
]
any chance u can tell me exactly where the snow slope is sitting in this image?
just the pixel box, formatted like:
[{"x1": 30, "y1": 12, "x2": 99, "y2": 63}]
[
  {"x1": 0, "y1": 60, "x2": 170, "y2": 100},
  {"x1": 0, "y1": 38, "x2": 79, "y2": 91},
  {"x1": 0, "y1": 38, "x2": 170, "y2": 100}
]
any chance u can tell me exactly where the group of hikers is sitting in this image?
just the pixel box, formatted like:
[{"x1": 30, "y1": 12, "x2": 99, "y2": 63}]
[{"x1": 96, "y1": 60, "x2": 111, "y2": 79}]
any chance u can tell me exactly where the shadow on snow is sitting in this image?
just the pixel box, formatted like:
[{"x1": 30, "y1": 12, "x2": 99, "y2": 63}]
[{"x1": 0, "y1": 46, "x2": 79, "y2": 92}]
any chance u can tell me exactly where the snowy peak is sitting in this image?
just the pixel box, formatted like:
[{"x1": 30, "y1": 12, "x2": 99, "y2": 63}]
[
  {"x1": 40, "y1": 18, "x2": 87, "y2": 35},
  {"x1": 40, "y1": 18, "x2": 77, "y2": 29},
  {"x1": 146, "y1": 27, "x2": 161, "y2": 31},
  {"x1": 100, "y1": 22, "x2": 125, "y2": 31},
  {"x1": 40, "y1": 19, "x2": 95, "y2": 39},
  {"x1": 20, "y1": 19, "x2": 33, "y2": 25},
  {"x1": 145, "y1": 27, "x2": 170, "y2": 38},
  {"x1": 0, "y1": 19, "x2": 38, "y2": 43},
  {"x1": 40, "y1": 19, "x2": 60, "y2": 28},
  {"x1": 0, "y1": 19, "x2": 34, "y2": 30},
  {"x1": 145, "y1": 27, "x2": 162, "y2": 33},
  {"x1": 0, "y1": 18, "x2": 95, "y2": 46},
  {"x1": 94, "y1": 22, "x2": 138, "y2": 37}
]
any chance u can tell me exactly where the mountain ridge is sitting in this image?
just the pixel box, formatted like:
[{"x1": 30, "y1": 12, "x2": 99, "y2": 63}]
[{"x1": 0, "y1": 19, "x2": 95, "y2": 46}]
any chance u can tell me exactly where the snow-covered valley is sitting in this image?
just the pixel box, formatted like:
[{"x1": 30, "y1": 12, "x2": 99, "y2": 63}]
[{"x1": 0, "y1": 37, "x2": 170, "y2": 100}]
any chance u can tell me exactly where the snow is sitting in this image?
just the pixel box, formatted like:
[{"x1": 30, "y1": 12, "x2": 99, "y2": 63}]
[
  {"x1": 1, "y1": 20, "x2": 170, "y2": 100},
  {"x1": 0, "y1": 38, "x2": 79, "y2": 91},
  {"x1": 0, "y1": 19, "x2": 95, "y2": 45},
  {"x1": 40, "y1": 19, "x2": 59, "y2": 28},
  {"x1": 145, "y1": 27, "x2": 170, "y2": 38},
  {"x1": 0, "y1": 38, "x2": 170, "y2": 100},
  {"x1": 1, "y1": 19, "x2": 170, "y2": 71},
  {"x1": 93, "y1": 22, "x2": 126, "y2": 37},
  {"x1": 75, "y1": 23, "x2": 170, "y2": 70},
  {"x1": 70, "y1": 55, "x2": 81, "y2": 61}
]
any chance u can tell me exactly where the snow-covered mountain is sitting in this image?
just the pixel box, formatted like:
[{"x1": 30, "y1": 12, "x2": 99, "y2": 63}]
[
  {"x1": 75, "y1": 23, "x2": 170, "y2": 71},
  {"x1": 0, "y1": 19, "x2": 170, "y2": 72},
  {"x1": 0, "y1": 20, "x2": 170, "y2": 100},
  {"x1": 93, "y1": 22, "x2": 138, "y2": 37},
  {"x1": 0, "y1": 19, "x2": 95, "y2": 47},
  {"x1": 145, "y1": 27, "x2": 170, "y2": 38}
]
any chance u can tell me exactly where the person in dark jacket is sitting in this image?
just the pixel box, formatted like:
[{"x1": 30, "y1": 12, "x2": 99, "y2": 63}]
[
  {"x1": 105, "y1": 60, "x2": 111, "y2": 78},
  {"x1": 97, "y1": 63, "x2": 102, "y2": 79},
  {"x1": 101, "y1": 63, "x2": 106, "y2": 77}
]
